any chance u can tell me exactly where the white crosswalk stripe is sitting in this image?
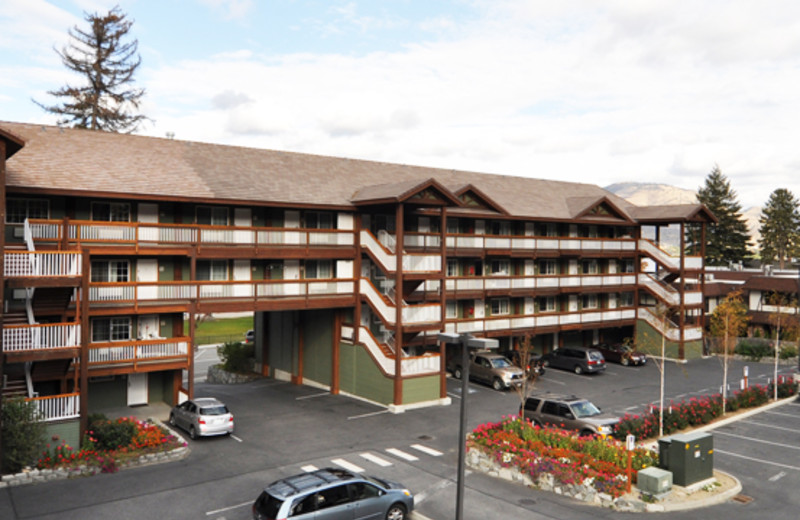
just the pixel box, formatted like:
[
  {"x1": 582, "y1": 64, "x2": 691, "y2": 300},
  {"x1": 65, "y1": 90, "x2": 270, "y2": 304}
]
[
  {"x1": 386, "y1": 448, "x2": 419, "y2": 461},
  {"x1": 359, "y1": 452, "x2": 393, "y2": 467},
  {"x1": 410, "y1": 444, "x2": 442, "y2": 457},
  {"x1": 301, "y1": 465, "x2": 318, "y2": 472},
  {"x1": 332, "y1": 458, "x2": 365, "y2": 473}
]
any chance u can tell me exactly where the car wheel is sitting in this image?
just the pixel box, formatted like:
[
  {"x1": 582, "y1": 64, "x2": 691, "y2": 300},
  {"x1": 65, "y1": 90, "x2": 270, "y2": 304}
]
[
  {"x1": 189, "y1": 426, "x2": 197, "y2": 440},
  {"x1": 385, "y1": 503, "x2": 407, "y2": 520},
  {"x1": 454, "y1": 367, "x2": 463, "y2": 379},
  {"x1": 574, "y1": 365, "x2": 583, "y2": 375},
  {"x1": 492, "y1": 378, "x2": 504, "y2": 391},
  {"x1": 621, "y1": 357, "x2": 630, "y2": 366},
  {"x1": 169, "y1": 413, "x2": 176, "y2": 426},
  {"x1": 579, "y1": 429, "x2": 594, "y2": 437}
]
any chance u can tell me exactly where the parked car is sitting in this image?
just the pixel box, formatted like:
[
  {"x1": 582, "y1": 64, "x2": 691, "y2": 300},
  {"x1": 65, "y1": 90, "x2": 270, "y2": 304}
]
[
  {"x1": 447, "y1": 351, "x2": 526, "y2": 391},
  {"x1": 169, "y1": 397, "x2": 234, "y2": 439},
  {"x1": 541, "y1": 346, "x2": 606, "y2": 375},
  {"x1": 520, "y1": 393, "x2": 620, "y2": 437},
  {"x1": 505, "y1": 350, "x2": 546, "y2": 378},
  {"x1": 252, "y1": 467, "x2": 414, "y2": 520},
  {"x1": 245, "y1": 329, "x2": 255, "y2": 343},
  {"x1": 594, "y1": 342, "x2": 647, "y2": 366}
]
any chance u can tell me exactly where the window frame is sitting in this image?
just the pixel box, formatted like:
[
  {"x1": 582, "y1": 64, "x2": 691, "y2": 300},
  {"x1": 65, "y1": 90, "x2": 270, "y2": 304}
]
[{"x1": 6, "y1": 197, "x2": 49, "y2": 224}]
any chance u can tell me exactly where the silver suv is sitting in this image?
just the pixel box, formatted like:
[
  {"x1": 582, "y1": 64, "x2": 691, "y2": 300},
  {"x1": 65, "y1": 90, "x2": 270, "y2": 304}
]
[
  {"x1": 520, "y1": 394, "x2": 619, "y2": 437},
  {"x1": 448, "y1": 351, "x2": 525, "y2": 391},
  {"x1": 252, "y1": 468, "x2": 414, "y2": 520}
]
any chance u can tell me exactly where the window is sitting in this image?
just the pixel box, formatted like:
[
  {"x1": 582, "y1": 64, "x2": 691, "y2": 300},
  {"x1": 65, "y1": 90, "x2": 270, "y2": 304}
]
[
  {"x1": 447, "y1": 218, "x2": 460, "y2": 234},
  {"x1": 490, "y1": 221, "x2": 510, "y2": 236},
  {"x1": 582, "y1": 260, "x2": 599, "y2": 275},
  {"x1": 446, "y1": 301, "x2": 457, "y2": 319},
  {"x1": 6, "y1": 198, "x2": 49, "y2": 223},
  {"x1": 305, "y1": 260, "x2": 332, "y2": 279},
  {"x1": 619, "y1": 292, "x2": 634, "y2": 307},
  {"x1": 304, "y1": 211, "x2": 333, "y2": 229},
  {"x1": 197, "y1": 260, "x2": 227, "y2": 281},
  {"x1": 347, "y1": 482, "x2": 381, "y2": 501},
  {"x1": 315, "y1": 485, "x2": 351, "y2": 510},
  {"x1": 91, "y1": 202, "x2": 130, "y2": 222},
  {"x1": 583, "y1": 294, "x2": 598, "y2": 309},
  {"x1": 490, "y1": 260, "x2": 509, "y2": 275},
  {"x1": 490, "y1": 298, "x2": 510, "y2": 316},
  {"x1": 539, "y1": 260, "x2": 557, "y2": 275},
  {"x1": 447, "y1": 259, "x2": 459, "y2": 277},
  {"x1": 91, "y1": 260, "x2": 130, "y2": 282},
  {"x1": 544, "y1": 224, "x2": 558, "y2": 237},
  {"x1": 92, "y1": 317, "x2": 131, "y2": 342},
  {"x1": 539, "y1": 296, "x2": 556, "y2": 312},
  {"x1": 542, "y1": 401, "x2": 559, "y2": 415},
  {"x1": 196, "y1": 206, "x2": 228, "y2": 226}
]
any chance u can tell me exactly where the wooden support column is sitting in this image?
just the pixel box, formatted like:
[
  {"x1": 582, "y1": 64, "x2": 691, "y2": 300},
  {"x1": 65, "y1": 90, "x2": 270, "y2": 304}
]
[
  {"x1": 0, "y1": 139, "x2": 6, "y2": 463},
  {"x1": 332, "y1": 311, "x2": 341, "y2": 394},
  {"x1": 188, "y1": 303, "x2": 196, "y2": 399},
  {"x1": 354, "y1": 214, "x2": 363, "y2": 345},
  {"x1": 79, "y1": 251, "x2": 91, "y2": 437},
  {"x1": 440, "y1": 207, "x2": 448, "y2": 399},
  {"x1": 699, "y1": 222, "x2": 707, "y2": 330},
  {"x1": 679, "y1": 222, "x2": 686, "y2": 360},
  {"x1": 394, "y1": 203, "x2": 404, "y2": 406}
]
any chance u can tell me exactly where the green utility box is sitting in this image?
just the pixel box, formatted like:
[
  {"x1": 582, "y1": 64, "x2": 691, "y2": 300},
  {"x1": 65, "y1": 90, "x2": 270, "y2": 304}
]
[{"x1": 658, "y1": 432, "x2": 714, "y2": 486}]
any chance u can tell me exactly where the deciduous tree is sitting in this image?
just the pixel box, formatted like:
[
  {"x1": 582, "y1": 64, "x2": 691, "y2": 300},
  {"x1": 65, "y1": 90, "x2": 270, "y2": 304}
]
[
  {"x1": 34, "y1": 5, "x2": 147, "y2": 132},
  {"x1": 709, "y1": 290, "x2": 750, "y2": 413}
]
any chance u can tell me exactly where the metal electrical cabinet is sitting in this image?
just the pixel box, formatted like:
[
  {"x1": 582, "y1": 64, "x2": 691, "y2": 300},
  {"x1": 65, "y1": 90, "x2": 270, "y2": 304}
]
[{"x1": 658, "y1": 432, "x2": 714, "y2": 486}]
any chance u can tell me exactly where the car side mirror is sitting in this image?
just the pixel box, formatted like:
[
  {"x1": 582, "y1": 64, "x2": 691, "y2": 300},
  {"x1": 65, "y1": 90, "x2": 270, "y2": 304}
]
[{"x1": 565, "y1": 413, "x2": 574, "y2": 420}]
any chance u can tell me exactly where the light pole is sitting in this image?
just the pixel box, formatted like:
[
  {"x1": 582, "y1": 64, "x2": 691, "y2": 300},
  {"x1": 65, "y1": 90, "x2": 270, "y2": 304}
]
[{"x1": 439, "y1": 332, "x2": 498, "y2": 520}]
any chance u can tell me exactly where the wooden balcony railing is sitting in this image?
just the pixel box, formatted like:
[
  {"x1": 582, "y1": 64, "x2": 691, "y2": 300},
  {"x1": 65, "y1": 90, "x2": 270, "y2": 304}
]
[
  {"x1": 26, "y1": 393, "x2": 80, "y2": 422},
  {"x1": 442, "y1": 273, "x2": 637, "y2": 293},
  {"x1": 87, "y1": 337, "x2": 190, "y2": 367},
  {"x1": 28, "y1": 219, "x2": 354, "y2": 248},
  {"x1": 2, "y1": 322, "x2": 81, "y2": 352},
  {"x1": 4, "y1": 251, "x2": 82, "y2": 277},
  {"x1": 443, "y1": 307, "x2": 638, "y2": 335},
  {"x1": 85, "y1": 278, "x2": 356, "y2": 304}
]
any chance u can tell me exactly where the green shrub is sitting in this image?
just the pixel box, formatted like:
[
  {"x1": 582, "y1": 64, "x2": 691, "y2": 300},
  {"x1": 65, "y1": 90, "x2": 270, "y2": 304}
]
[
  {"x1": 87, "y1": 416, "x2": 138, "y2": 451},
  {"x1": 735, "y1": 339, "x2": 772, "y2": 361},
  {"x1": 779, "y1": 344, "x2": 798, "y2": 360},
  {"x1": 1, "y1": 398, "x2": 46, "y2": 473},
  {"x1": 217, "y1": 341, "x2": 255, "y2": 373}
]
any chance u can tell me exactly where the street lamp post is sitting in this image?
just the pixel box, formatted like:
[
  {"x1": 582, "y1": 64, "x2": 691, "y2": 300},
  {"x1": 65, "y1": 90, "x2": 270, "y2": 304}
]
[{"x1": 438, "y1": 332, "x2": 498, "y2": 520}]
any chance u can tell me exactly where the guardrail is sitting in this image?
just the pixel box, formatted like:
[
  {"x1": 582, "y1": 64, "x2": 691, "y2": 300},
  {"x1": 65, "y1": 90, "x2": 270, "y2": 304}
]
[
  {"x1": 4, "y1": 251, "x2": 82, "y2": 277},
  {"x1": 2, "y1": 322, "x2": 80, "y2": 352},
  {"x1": 27, "y1": 393, "x2": 80, "y2": 422}
]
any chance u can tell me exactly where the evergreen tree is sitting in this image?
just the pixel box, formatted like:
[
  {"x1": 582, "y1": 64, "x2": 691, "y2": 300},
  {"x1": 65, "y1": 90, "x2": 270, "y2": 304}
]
[
  {"x1": 759, "y1": 188, "x2": 800, "y2": 269},
  {"x1": 696, "y1": 165, "x2": 751, "y2": 266},
  {"x1": 34, "y1": 6, "x2": 147, "y2": 132}
]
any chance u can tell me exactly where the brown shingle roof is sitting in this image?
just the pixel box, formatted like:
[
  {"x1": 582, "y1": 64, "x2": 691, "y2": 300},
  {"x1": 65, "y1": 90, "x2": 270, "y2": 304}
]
[{"x1": 1, "y1": 121, "x2": 697, "y2": 222}]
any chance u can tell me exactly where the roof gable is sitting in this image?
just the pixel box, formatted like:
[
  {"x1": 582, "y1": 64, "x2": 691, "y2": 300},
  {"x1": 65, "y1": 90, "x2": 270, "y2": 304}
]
[
  {"x1": 451, "y1": 184, "x2": 509, "y2": 215},
  {"x1": 567, "y1": 196, "x2": 634, "y2": 223},
  {"x1": 350, "y1": 178, "x2": 462, "y2": 207}
]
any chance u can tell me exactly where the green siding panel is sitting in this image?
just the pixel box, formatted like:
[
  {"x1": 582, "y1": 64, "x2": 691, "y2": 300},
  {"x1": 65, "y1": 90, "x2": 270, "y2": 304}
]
[
  {"x1": 88, "y1": 377, "x2": 127, "y2": 410},
  {"x1": 402, "y1": 375, "x2": 440, "y2": 405},
  {"x1": 302, "y1": 310, "x2": 333, "y2": 385},
  {"x1": 635, "y1": 320, "x2": 704, "y2": 360},
  {"x1": 44, "y1": 420, "x2": 81, "y2": 452},
  {"x1": 339, "y1": 342, "x2": 393, "y2": 405}
]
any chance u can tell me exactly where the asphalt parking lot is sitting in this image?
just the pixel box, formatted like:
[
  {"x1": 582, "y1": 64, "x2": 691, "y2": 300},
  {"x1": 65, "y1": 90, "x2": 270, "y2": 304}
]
[{"x1": 1, "y1": 356, "x2": 797, "y2": 520}]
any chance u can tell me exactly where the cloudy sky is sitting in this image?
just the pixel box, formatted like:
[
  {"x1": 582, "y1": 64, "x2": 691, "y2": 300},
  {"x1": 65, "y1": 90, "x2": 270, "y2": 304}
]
[{"x1": 2, "y1": 0, "x2": 799, "y2": 209}]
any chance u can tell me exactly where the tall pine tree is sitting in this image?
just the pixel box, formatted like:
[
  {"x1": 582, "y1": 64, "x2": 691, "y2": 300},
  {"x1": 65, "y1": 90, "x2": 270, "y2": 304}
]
[
  {"x1": 696, "y1": 165, "x2": 751, "y2": 266},
  {"x1": 759, "y1": 188, "x2": 800, "y2": 269},
  {"x1": 34, "y1": 6, "x2": 147, "y2": 132}
]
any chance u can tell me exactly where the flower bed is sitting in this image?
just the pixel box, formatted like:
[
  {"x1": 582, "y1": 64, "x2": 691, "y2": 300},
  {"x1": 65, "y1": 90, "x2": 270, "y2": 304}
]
[
  {"x1": 468, "y1": 416, "x2": 658, "y2": 499},
  {"x1": 36, "y1": 416, "x2": 186, "y2": 474},
  {"x1": 613, "y1": 377, "x2": 799, "y2": 441}
]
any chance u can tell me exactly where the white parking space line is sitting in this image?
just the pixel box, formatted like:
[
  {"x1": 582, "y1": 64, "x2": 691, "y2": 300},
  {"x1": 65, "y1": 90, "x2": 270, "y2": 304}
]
[
  {"x1": 296, "y1": 392, "x2": 330, "y2": 400},
  {"x1": 205, "y1": 501, "x2": 251, "y2": 516},
  {"x1": 411, "y1": 444, "x2": 443, "y2": 457},
  {"x1": 386, "y1": 448, "x2": 419, "y2": 461},
  {"x1": 714, "y1": 431, "x2": 800, "y2": 450},
  {"x1": 769, "y1": 471, "x2": 787, "y2": 482},
  {"x1": 738, "y1": 419, "x2": 798, "y2": 433},
  {"x1": 301, "y1": 465, "x2": 318, "y2": 472},
  {"x1": 348, "y1": 409, "x2": 389, "y2": 420},
  {"x1": 332, "y1": 458, "x2": 364, "y2": 473},
  {"x1": 360, "y1": 452, "x2": 393, "y2": 467},
  {"x1": 230, "y1": 434, "x2": 243, "y2": 443},
  {"x1": 764, "y1": 410, "x2": 800, "y2": 419},
  {"x1": 715, "y1": 449, "x2": 800, "y2": 472}
]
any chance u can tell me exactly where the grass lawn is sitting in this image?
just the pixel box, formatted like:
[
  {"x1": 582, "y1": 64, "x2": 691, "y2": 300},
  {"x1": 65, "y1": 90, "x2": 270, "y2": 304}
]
[{"x1": 185, "y1": 315, "x2": 254, "y2": 344}]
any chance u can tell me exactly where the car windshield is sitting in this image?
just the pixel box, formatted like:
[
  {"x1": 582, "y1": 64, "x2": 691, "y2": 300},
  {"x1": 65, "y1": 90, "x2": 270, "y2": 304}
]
[
  {"x1": 200, "y1": 405, "x2": 228, "y2": 415},
  {"x1": 491, "y1": 358, "x2": 512, "y2": 368},
  {"x1": 571, "y1": 400, "x2": 602, "y2": 418}
]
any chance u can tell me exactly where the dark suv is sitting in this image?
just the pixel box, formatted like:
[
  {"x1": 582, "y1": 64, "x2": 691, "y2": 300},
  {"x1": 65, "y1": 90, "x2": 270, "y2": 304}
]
[
  {"x1": 541, "y1": 346, "x2": 606, "y2": 375},
  {"x1": 520, "y1": 394, "x2": 619, "y2": 437},
  {"x1": 252, "y1": 467, "x2": 413, "y2": 520}
]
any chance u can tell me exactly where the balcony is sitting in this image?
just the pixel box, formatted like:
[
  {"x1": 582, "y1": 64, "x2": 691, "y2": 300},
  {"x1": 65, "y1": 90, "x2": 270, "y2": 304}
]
[
  {"x1": 360, "y1": 230, "x2": 441, "y2": 273},
  {"x1": 2, "y1": 322, "x2": 81, "y2": 358},
  {"x1": 443, "y1": 307, "x2": 638, "y2": 335},
  {"x1": 87, "y1": 337, "x2": 190, "y2": 370},
  {"x1": 342, "y1": 325, "x2": 441, "y2": 376},
  {"x1": 443, "y1": 273, "x2": 636, "y2": 294},
  {"x1": 26, "y1": 393, "x2": 80, "y2": 422},
  {"x1": 4, "y1": 251, "x2": 82, "y2": 278},
  {"x1": 27, "y1": 219, "x2": 354, "y2": 249},
  {"x1": 360, "y1": 279, "x2": 441, "y2": 326}
]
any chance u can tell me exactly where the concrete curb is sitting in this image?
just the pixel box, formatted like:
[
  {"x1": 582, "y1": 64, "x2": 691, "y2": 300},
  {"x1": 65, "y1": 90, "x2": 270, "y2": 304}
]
[{"x1": 645, "y1": 470, "x2": 742, "y2": 512}]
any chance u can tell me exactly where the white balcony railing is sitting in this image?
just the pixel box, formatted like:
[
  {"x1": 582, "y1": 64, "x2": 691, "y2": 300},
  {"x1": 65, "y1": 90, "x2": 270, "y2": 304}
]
[
  {"x1": 4, "y1": 251, "x2": 82, "y2": 277},
  {"x1": 27, "y1": 393, "x2": 80, "y2": 422},
  {"x1": 444, "y1": 308, "x2": 637, "y2": 335},
  {"x1": 2, "y1": 323, "x2": 81, "y2": 352},
  {"x1": 344, "y1": 326, "x2": 441, "y2": 376},
  {"x1": 88, "y1": 338, "x2": 189, "y2": 365}
]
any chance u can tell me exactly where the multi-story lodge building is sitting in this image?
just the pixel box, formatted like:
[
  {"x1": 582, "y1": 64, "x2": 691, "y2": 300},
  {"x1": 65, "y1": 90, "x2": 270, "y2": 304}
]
[{"x1": 0, "y1": 121, "x2": 715, "y2": 448}]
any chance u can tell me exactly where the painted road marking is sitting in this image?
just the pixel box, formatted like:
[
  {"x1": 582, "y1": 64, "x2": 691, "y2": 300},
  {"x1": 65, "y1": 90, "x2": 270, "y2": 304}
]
[
  {"x1": 301, "y1": 464, "x2": 318, "y2": 472},
  {"x1": 296, "y1": 392, "x2": 330, "y2": 400},
  {"x1": 715, "y1": 449, "x2": 800, "y2": 472},
  {"x1": 714, "y1": 431, "x2": 800, "y2": 450},
  {"x1": 411, "y1": 444, "x2": 443, "y2": 457},
  {"x1": 348, "y1": 410, "x2": 389, "y2": 420},
  {"x1": 205, "y1": 501, "x2": 251, "y2": 516},
  {"x1": 386, "y1": 448, "x2": 419, "y2": 461},
  {"x1": 332, "y1": 458, "x2": 364, "y2": 473},
  {"x1": 739, "y1": 419, "x2": 798, "y2": 433},
  {"x1": 230, "y1": 434, "x2": 243, "y2": 443},
  {"x1": 360, "y1": 452, "x2": 393, "y2": 467},
  {"x1": 769, "y1": 471, "x2": 787, "y2": 482},
  {"x1": 764, "y1": 410, "x2": 800, "y2": 418}
]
